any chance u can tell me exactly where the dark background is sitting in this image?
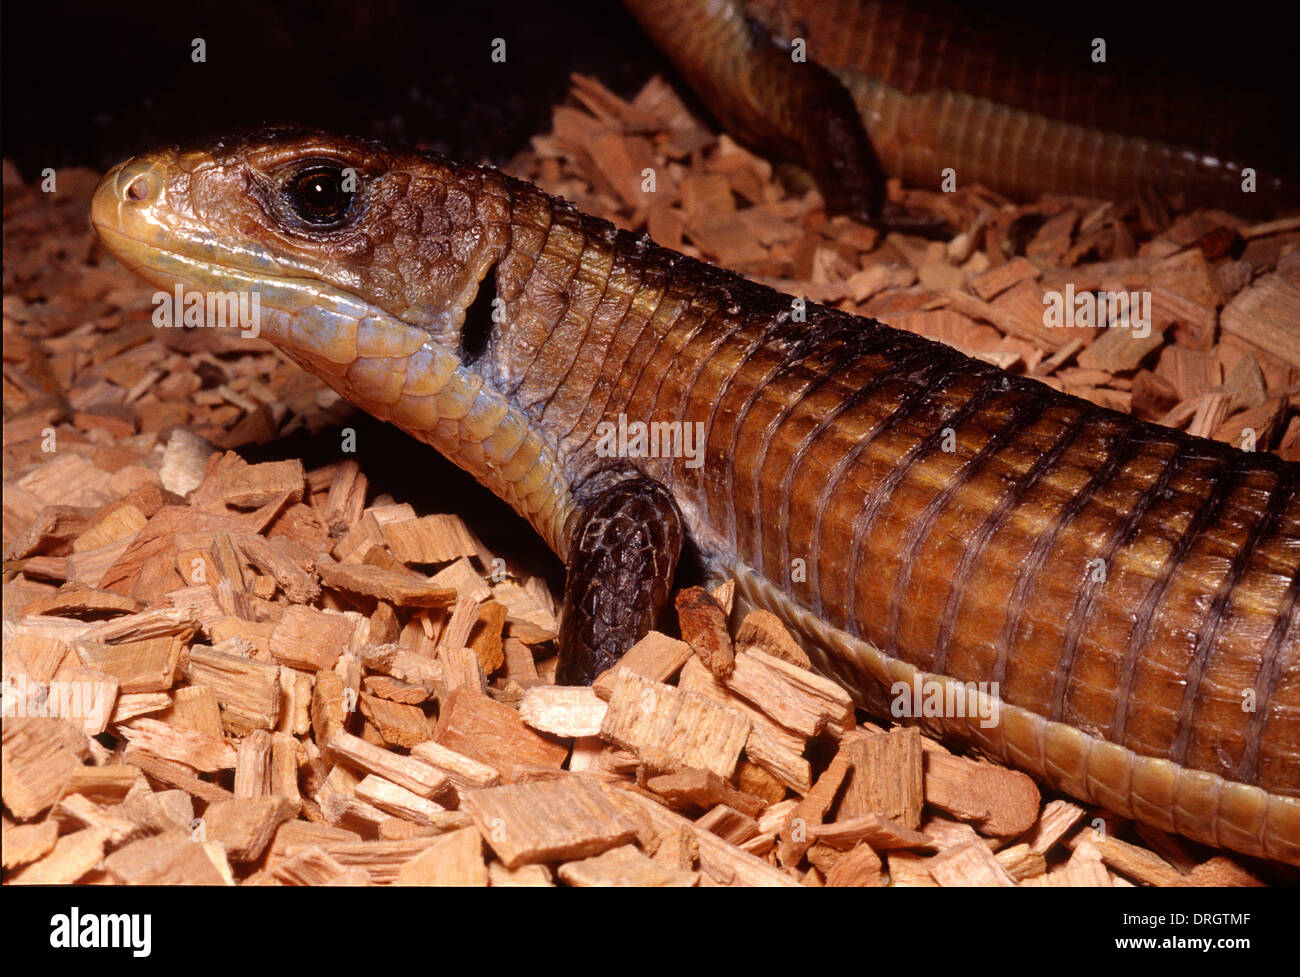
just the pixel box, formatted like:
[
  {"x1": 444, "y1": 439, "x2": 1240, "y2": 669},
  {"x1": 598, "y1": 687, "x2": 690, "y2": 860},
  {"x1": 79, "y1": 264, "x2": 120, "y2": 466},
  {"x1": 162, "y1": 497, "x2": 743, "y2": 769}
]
[{"x1": 3, "y1": 0, "x2": 1297, "y2": 179}]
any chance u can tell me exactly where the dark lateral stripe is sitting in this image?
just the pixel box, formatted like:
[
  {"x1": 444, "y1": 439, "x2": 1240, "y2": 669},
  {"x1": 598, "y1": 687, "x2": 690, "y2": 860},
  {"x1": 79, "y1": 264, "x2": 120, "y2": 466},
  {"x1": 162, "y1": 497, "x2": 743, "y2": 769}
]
[
  {"x1": 529, "y1": 225, "x2": 614, "y2": 419},
  {"x1": 934, "y1": 401, "x2": 1096, "y2": 678},
  {"x1": 622, "y1": 263, "x2": 745, "y2": 432},
  {"x1": 846, "y1": 371, "x2": 1004, "y2": 641},
  {"x1": 694, "y1": 309, "x2": 788, "y2": 543},
  {"x1": 878, "y1": 380, "x2": 1038, "y2": 658},
  {"x1": 671, "y1": 282, "x2": 770, "y2": 433},
  {"x1": 721, "y1": 311, "x2": 872, "y2": 556},
  {"x1": 776, "y1": 329, "x2": 914, "y2": 588},
  {"x1": 706, "y1": 300, "x2": 830, "y2": 547},
  {"x1": 580, "y1": 247, "x2": 680, "y2": 427},
  {"x1": 747, "y1": 326, "x2": 861, "y2": 576},
  {"x1": 794, "y1": 341, "x2": 938, "y2": 619},
  {"x1": 541, "y1": 232, "x2": 631, "y2": 437},
  {"x1": 809, "y1": 352, "x2": 966, "y2": 622},
  {"x1": 994, "y1": 421, "x2": 1140, "y2": 693},
  {"x1": 750, "y1": 322, "x2": 901, "y2": 581},
  {"x1": 1237, "y1": 566, "x2": 1300, "y2": 785},
  {"x1": 618, "y1": 292, "x2": 717, "y2": 454},
  {"x1": 555, "y1": 236, "x2": 649, "y2": 449},
  {"x1": 888, "y1": 384, "x2": 1047, "y2": 665},
  {"x1": 1108, "y1": 458, "x2": 1243, "y2": 744},
  {"x1": 505, "y1": 214, "x2": 584, "y2": 403},
  {"x1": 670, "y1": 302, "x2": 763, "y2": 470},
  {"x1": 1171, "y1": 466, "x2": 1296, "y2": 767},
  {"x1": 660, "y1": 298, "x2": 739, "y2": 458},
  {"x1": 607, "y1": 254, "x2": 696, "y2": 422},
  {"x1": 1045, "y1": 441, "x2": 1190, "y2": 721}
]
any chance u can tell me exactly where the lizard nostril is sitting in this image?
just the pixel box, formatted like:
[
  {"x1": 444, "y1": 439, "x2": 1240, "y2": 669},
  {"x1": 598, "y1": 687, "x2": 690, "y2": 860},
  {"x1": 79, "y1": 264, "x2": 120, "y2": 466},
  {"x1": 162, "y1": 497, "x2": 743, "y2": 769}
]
[{"x1": 125, "y1": 175, "x2": 150, "y2": 201}]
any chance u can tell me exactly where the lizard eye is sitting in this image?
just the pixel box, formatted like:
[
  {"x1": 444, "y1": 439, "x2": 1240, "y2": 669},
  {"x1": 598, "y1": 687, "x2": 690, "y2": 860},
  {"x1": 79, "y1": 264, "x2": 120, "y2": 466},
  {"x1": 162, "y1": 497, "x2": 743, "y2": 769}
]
[{"x1": 286, "y1": 165, "x2": 355, "y2": 226}]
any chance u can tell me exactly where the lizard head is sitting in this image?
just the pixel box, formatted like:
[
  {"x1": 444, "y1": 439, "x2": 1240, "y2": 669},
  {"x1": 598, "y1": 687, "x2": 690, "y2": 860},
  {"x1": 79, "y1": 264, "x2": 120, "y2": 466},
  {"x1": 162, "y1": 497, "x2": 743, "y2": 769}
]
[
  {"x1": 92, "y1": 128, "x2": 578, "y2": 553},
  {"x1": 91, "y1": 127, "x2": 510, "y2": 379}
]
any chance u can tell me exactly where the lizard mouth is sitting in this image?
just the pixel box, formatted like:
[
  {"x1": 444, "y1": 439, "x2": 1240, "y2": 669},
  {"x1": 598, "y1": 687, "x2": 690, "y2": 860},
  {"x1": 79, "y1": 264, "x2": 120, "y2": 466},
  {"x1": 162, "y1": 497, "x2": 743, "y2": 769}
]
[
  {"x1": 91, "y1": 156, "x2": 427, "y2": 370},
  {"x1": 92, "y1": 157, "x2": 287, "y2": 286}
]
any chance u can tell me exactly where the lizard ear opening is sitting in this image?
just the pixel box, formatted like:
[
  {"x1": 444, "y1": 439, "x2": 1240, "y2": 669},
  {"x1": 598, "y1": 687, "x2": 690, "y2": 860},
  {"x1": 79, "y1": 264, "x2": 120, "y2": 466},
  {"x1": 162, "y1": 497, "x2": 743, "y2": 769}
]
[{"x1": 460, "y1": 263, "x2": 497, "y2": 366}]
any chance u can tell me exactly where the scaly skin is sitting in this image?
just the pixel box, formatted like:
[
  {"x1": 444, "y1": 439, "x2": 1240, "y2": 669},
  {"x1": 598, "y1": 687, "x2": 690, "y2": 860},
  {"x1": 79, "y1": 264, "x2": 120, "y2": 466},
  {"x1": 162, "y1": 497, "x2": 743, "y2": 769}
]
[
  {"x1": 91, "y1": 130, "x2": 1300, "y2": 864},
  {"x1": 624, "y1": 0, "x2": 1298, "y2": 217}
]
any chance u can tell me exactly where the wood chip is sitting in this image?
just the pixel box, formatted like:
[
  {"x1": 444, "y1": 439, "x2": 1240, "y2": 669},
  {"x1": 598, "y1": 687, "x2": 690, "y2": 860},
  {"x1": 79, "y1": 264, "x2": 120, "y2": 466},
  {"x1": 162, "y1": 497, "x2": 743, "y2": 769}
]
[
  {"x1": 995, "y1": 842, "x2": 1048, "y2": 881},
  {"x1": 429, "y1": 557, "x2": 492, "y2": 603},
  {"x1": 1220, "y1": 273, "x2": 1300, "y2": 372},
  {"x1": 358, "y1": 692, "x2": 433, "y2": 748},
  {"x1": 967, "y1": 256, "x2": 1041, "y2": 301},
  {"x1": 840, "y1": 727, "x2": 923, "y2": 828},
  {"x1": 328, "y1": 730, "x2": 450, "y2": 800},
  {"x1": 1, "y1": 819, "x2": 61, "y2": 869},
  {"x1": 678, "y1": 656, "x2": 811, "y2": 792},
  {"x1": 269, "y1": 605, "x2": 354, "y2": 671},
  {"x1": 886, "y1": 851, "x2": 938, "y2": 887},
  {"x1": 185, "y1": 646, "x2": 280, "y2": 735},
  {"x1": 75, "y1": 634, "x2": 181, "y2": 693},
  {"x1": 409, "y1": 739, "x2": 503, "y2": 792},
  {"x1": 116, "y1": 716, "x2": 237, "y2": 771},
  {"x1": 201, "y1": 796, "x2": 296, "y2": 861},
  {"x1": 592, "y1": 630, "x2": 693, "y2": 698},
  {"x1": 927, "y1": 839, "x2": 1017, "y2": 886},
  {"x1": 675, "y1": 586, "x2": 734, "y2": 679},
  {"x1": 56, "y1": 791, "x2": 142, "y2": 845},
  {"x1": 696, "y1": 804, "x2": 760, "y2": 845},
  {"x1": 1023, "y1": 799, "x2": 1088, "y2": 854},
  {"x1": 723, "y1": 648, "x2": 854, "y2": 737},
  {"x1": 825, "y1": 842, "x2": 884, "y2": 887},
  {"x1": 558, "y1": 843, "x2": 697, "y2": 886},
  {"x1": 354, "y1": 774, "x2": 447, "y2": 826},
  {"x1": 462, "y1": 777, "x2": 638, "y2": 869},
  {"x1": 270, "y1": 846, "x2": 369, "y2": 885},
  {"x1": 923, "y1": 750, "x2": 1040, "y2": 837},
  {"x1": 381, "y1": 513, "x2": 481, "y2": 565},
  {"x1": 600, "y1": 669, "x2": 750, "y2": 778},
  {"x1": 767, "y1": 752, "x2": 840, "y2": 865},
  {"x1": 218, "y1": 459, "x2": 304, "y2": 509},
  {"x1": 438, "y1": 645, "x2": 487, "y2": 696},
  {"x1": 1180, "y1": 856, "x2": 1266, "y2": 887},
  {"x1": 394, "y1": 826, "x2": 488, "y2": 885},
  {"x1": 1076, "y1": 323, "x2": 1165, "y2": 372},
  {"x1": 519, "y1": 685, "x2": 608, "y2": 738},
  {"x1": 604, "y1": 783, "x2": 800, "y2": 886},
  {"x1": 276, "y1": 835, "x2": 463, "y2": 885},
  {"x1": 102, "y1": 830, "x2": 233, "y2": 885},
  {"x1": 123, "y1": 749, "x2": 234, "y2": 806},
  {"x1": 434, "y1": 687, "x2": 569, "y2": 781},
  {"x1": 1064, "y1": 827, "x2": 1184, "y2": 886},
  {"x1": 733, "y1": 609, "x2": 811, "y2": 668},
  {"x1": 468, "y1": 599, "x2": 509, "y2": 675},
  {"x1": 1040, "y1": 838, "x2": 1113, "y2": 886},
  {"x1": 488, "y1": 861, "x2": 555, "y2": 887},
  {"x1": 645, "y1": 767, "x2": 765, "y2": 818},
  {"x1": 808, "y1": 814, "x2": 936, "y2": 852},
  {"x1": 316, "y1": 553, "x2": 457, "y2": 607},
  {"x1": 7, "y1": 826, "x2": 111, "y2": 884}
]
